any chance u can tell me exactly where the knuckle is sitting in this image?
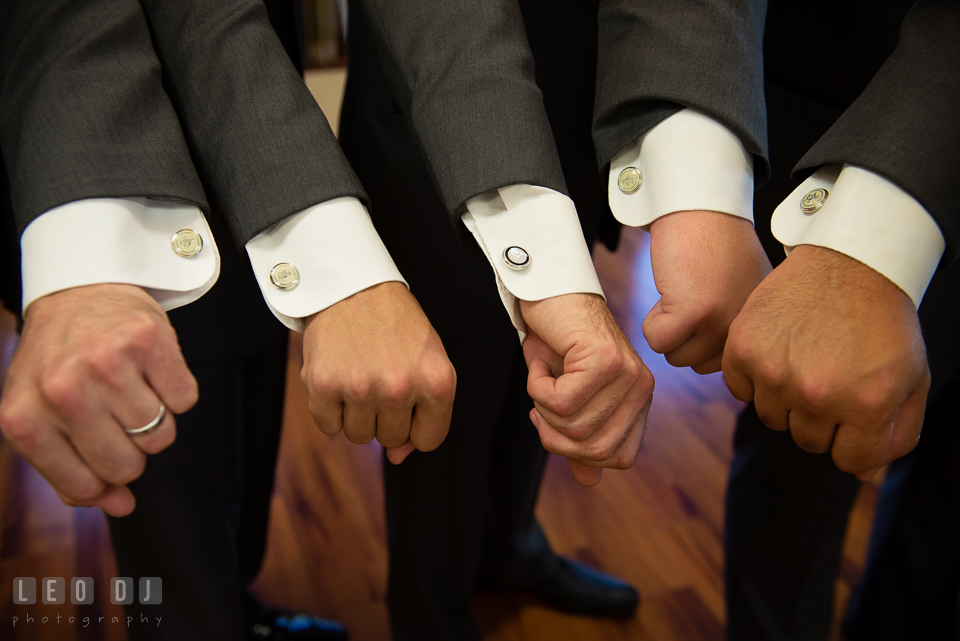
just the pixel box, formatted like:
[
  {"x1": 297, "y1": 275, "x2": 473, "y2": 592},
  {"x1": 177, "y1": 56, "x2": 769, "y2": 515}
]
[
  {"x1": 757, "y1": 361, "x2": 786, "y2": 389},
  {"x1": 377, "y1": 431, "x2": 409, "y2": 449},
  {"x1": 796, "y1": 376, "x2": 831, "y2": 415},
  {"x1": 610, "y1": 451, "x2": 639, "y2": 470},
  {"x1": 791, "y1": 431, "x2": 829, "y2": 454},
  {"x1": 584, "y1": 441, "x2": 617, "y2": 462},
  {"x1": 599, "y1": 344, "x2": 625, "y2": 377},
  {"x1": 70, "y1": 479, "x2": 105, "y2": 504},
  {"x1": 347, "y1": 372, "x2": 373, "y2": 400},
  {"x1": 103, "y1": 456, "x2": 146, "y2": 486},
  {"x1": 723, "y1": 334, "x2": 753, "y2": 370},
  {"x1": 833, "y1": 450, "x2": 878, "y2": 476},
  {"x1": 0, "y1": 404, "x2": 36, "y2": 451},
  {"x1": 377, "y1": 372, "x2": 412, "y2": 407},
  {"x1": 550, "y1": 395, "x2": 579, "y2": 418},
  {"x1": 343, "y1": 427, "x2": 375, "y2": 445},
  {"x1": 304, "y1": 368, "x2": 336, "y2": 398},
  {"x1": 120, "y1": 312, "x2": 163, "y2": 352},
  {"x1": 426, "y1": 364, "x2": 457, "y2": 403},
  {"x1": 853, "y1": 383, "x2": 897, "y2": 421},
  {"x1": 40, "y1": 370, "x2": 84, "y2": 414}
]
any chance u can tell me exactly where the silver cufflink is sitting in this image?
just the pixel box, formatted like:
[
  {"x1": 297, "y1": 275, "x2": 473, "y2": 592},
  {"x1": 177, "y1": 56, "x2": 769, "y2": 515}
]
[
  {"x1": 270, "y1": 263, "x2": 300, "y2": 290},
  {"x1": 617, "y1": 167, "x2": 642, "y2": 194},
  {"x1": 503, "y1": 246, "x2": 530, "y2": 271},
  {"x1": 800, "y1": 188, "x2": 829, "y2": 214},
  {"x1": 170, "y1": 229, "x2": 203, "y2": 258}
]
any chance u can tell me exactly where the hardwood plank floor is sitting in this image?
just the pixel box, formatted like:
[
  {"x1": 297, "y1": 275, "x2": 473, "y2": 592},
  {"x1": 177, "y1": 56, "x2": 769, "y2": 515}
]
[{"x1": 0, "y1": 226, "x2": 881, "y2": 640}]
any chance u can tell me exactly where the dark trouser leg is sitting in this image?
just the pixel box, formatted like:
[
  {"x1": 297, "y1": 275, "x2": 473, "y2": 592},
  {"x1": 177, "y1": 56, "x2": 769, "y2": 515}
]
[
  {"x1": 724, "y1": 404, "x2": 860, "y2": 641},
  {"x1": 385, "y1": 329, "x2": 547, "y2": 641},
  {"x1": 843, "y1": 365, "x2": 960, "y2": 641},
  {"x1": 479, "y1": 342, "x2": 553, "y2": 588},
  {"x1": 108, "y1": 331, "x2": 287, "y2": 641},
  {"x1": 237, "y1": 336, "x2": 289, "y2": 626}
]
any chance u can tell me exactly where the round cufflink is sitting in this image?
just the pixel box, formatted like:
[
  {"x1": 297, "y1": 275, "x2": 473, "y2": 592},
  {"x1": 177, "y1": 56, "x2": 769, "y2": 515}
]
[
  {"x1": 270, "y1": 263, "x2": 300, "y2": 290},
  {"x1": 800, "y1": 188, "x2": 829, "y2": 214},
  {"x1": 170, "y1": 229, "x2": 203, "y2": 258},
  {"x1": 617, "y1": 167, "x2": 643, "y2": 194},
  {"x1": 502, "y1": 246, "x2": 530, "y2": 271}
]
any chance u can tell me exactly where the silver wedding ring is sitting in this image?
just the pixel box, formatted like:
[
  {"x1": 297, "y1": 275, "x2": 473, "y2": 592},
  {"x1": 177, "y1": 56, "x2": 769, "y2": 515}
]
[{"x1": 124, "y1": 403, "x2": 167, "y2": 436}]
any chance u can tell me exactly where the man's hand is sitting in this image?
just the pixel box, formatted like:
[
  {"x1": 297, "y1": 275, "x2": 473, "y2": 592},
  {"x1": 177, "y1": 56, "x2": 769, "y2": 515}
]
[
  {"x1": 301, "y1": 282, "x2": 456, "y2": 464},
  {"x1": 520, "y1": 294, "x2": 653, "y2": 487},
  {"x1": 722, "y1": 245, "x2": 929, "y2": 479},
  {"x1": 644, "y1": 210, "x2": 771, "y2": 373},
  {"x1": 0, "y1": 284, "x2": 198, "y2": 516}
]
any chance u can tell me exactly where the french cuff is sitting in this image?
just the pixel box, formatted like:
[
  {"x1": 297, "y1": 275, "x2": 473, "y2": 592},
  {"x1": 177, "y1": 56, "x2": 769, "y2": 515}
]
[
  {"x1": 608, "y1": 108, "x2": 754, "y2": 229},
  {"x1": 772, "y1": 164, "x2": 945, "y2": 308},
  {"x1": 245, "y1": 197, "x2": 407, "y2": 333},
  {"x1": 20, "y1": 197, "x2": 219, "y2": 314},
  {"x1": 462, "y1": 184, "x2": 604, "y2": 341}
]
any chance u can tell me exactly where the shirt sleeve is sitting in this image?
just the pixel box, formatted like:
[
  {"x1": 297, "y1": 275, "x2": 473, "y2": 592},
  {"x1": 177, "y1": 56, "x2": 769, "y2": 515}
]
[
  {"x1": 772, "y1": 164, "x2": 945, "y2": 308},
  {"x1": 608, "y1": 108, "x2": 755, "y2": 229},
  {"x1": 461, "y1": 184, "x2": 604, "y2": 340},
  {"x1": 244, "y1": 197, "x2": 408, "y2": 333},
  {"x1": 20, "y1": 197, "x2": 220, "y2": 314}
]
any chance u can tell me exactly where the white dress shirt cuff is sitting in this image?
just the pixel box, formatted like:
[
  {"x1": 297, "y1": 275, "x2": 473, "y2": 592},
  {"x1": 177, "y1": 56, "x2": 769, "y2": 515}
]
[
  {"x1": 20, "y1": 197, "x2": 220, "y2": 314},
  {"x1": 245, "y1": 197, "x2": 408, "y2": 333},
  {"x1": 462, "y1": 185, "x2": 604, "y2": 340},
  {"x1": 608, "y1": 108, "x2": 754, "y2": 228},
  {"x1": 772, "y1": 164, "x2": 945, "y2": 307}
]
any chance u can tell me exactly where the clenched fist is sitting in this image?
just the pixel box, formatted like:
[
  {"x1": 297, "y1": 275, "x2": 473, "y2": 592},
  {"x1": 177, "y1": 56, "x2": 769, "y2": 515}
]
[
  {"x1": 644, "y1": 210, "x2": 770, "y2": 374},
  {"x1": 722, "y1": 245, "x2": 929, "y2": 479},
  {"x1": 521, "y1": 293, "x2": 653, "y2": 486},
  {"x1": 0, "y1": 284, "x2": 198, "y2": 516},
  {"x1": 301, "y1": 282, "x2": 456, "y2": 464}
]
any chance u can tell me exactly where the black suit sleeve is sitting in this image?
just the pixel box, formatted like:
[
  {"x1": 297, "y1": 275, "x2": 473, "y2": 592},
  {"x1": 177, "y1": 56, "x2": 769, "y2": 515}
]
[{"x1": 795, "y1": 0, "x2": 960, "y2": 263}]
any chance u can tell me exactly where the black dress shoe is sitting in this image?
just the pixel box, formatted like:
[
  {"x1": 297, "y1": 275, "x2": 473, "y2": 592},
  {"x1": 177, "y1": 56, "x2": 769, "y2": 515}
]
[
  {"x1": 481, "y1": 556, "x2": 640, "y2": 618},
  {"x1": 247, "y1": 609, "x2": 349, "y2": 641}
]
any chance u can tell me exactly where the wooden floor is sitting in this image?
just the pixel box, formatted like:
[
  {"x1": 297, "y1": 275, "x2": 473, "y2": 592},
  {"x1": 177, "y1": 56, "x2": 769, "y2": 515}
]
[{"x1": 0, "y1": 227, "x2": 881, "y2": 640}]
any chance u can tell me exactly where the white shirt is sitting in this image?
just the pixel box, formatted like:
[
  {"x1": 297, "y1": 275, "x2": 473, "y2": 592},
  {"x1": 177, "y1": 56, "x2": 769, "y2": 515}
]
[{"x1": 21, "y1": 109, "x2": 944, "y2": 326}]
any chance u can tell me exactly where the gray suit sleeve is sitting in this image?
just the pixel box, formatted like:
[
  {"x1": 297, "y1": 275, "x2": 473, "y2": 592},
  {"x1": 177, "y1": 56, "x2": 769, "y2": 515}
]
[
  {"x1": 592, "y1": 0, "x2": 769, "y2": 181},
  {"x1": 0, "y1": 0, "x2": 208, "y2": 235},
  {"x1": 351, "y1": 0, "x2": 567, "y2": 220},
  {"x1": 795, "y1": 0, "x2": 960, "y2": 264},
  {"x1": 137, "y1": 0, "x2": 369, "y2": 251}
]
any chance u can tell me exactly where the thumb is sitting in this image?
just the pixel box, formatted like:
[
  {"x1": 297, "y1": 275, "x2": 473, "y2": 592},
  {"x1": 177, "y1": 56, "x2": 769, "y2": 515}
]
[
  {"x1": 567, "y1": 459, "x2": 602, "y2": 487},
  {"x1": 522, "y1": 330, "x2": 564, "y2": 377},
  {"x1": 642, "y1": 299, "x2": 695, "y2": 355},
  {"x1": 94, "y1": 485, "x2": 137, "y2": 517},
  {"x1": 386, "y1": 442, "x2": 417, "y2": 465}
]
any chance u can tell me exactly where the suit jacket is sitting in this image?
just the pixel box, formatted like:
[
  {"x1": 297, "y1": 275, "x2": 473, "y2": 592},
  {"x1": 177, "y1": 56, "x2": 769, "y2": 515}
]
[
  {"x1": 348, "y1": 0, "x2": 769, "y2": 251},
  {"x1": 0, "y1": 0, "x2": 375, "y2": 365},
  {"x1": 759, "y1": 0, "x2": 960, "y2": 370},
  {"x1": 1, "y1": 0, "x2": 368, "y2": 256}
]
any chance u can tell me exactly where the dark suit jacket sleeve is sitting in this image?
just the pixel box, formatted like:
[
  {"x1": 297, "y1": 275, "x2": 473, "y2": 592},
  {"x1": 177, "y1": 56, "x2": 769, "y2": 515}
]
[
  {"x1": 137, "y1": 0, "x2": 369, "y2": 251},
  {"x1": 592, "y1": 0, "x2": 769, "y2": 181},
  {"x1": 795, "y1": 0, "x2": 960, "y2": 264},
  {"x1": 350, "y1": 0, "x2": 568, "y2": 222},
  {"x1": 0, "y1": 0, "x2": 208, "y2": 236}
]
